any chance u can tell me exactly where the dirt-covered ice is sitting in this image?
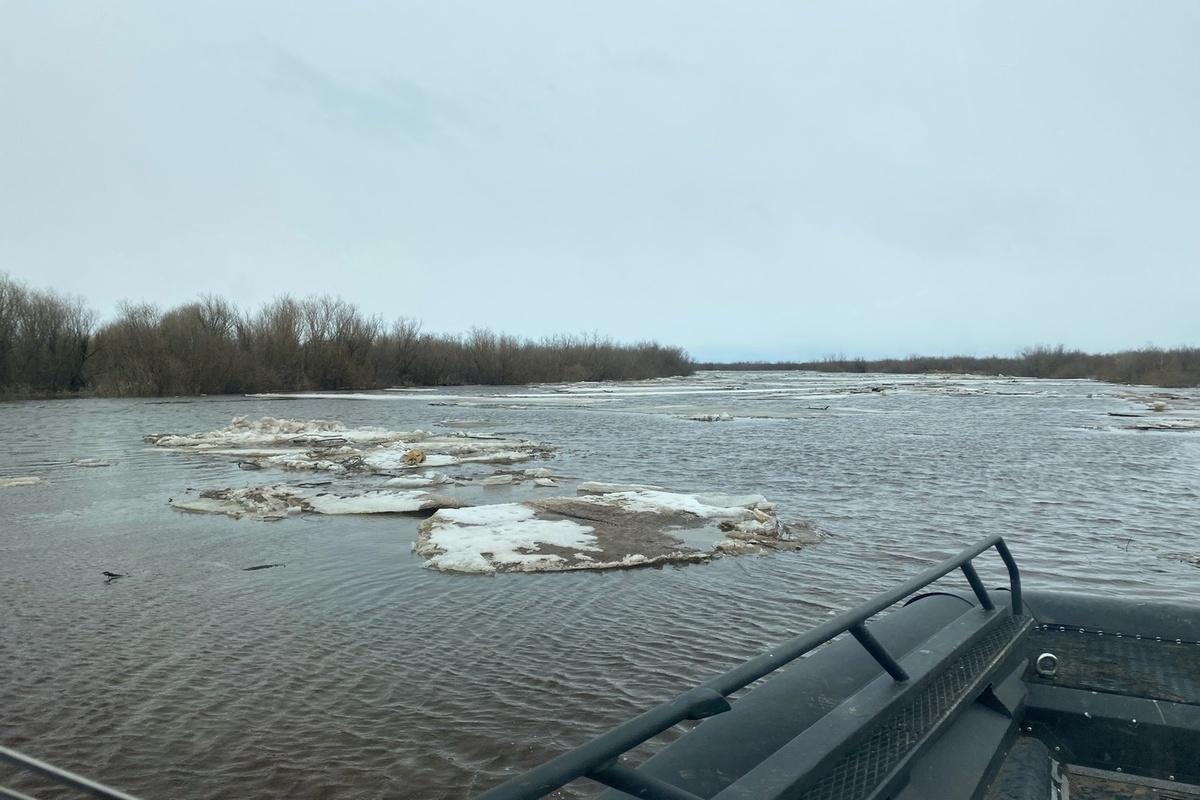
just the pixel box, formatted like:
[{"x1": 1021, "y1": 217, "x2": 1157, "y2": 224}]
[
  {"x1": 154, "y1": 415, "x2": 822, "y2": 573},
  {"x1": 147, "y1": 416, "x2": 553, "y2": 472},
  {"x1": 170, "y1": 485, "x2": 467, "y2": 520},
  {"x1": 413, "y1": 486, "x2": 821, "y2": 574}
]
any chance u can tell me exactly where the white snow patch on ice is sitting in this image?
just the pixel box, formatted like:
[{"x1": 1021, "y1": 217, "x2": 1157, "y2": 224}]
[
  {"x1": 577, "y1": 489, "x2": 765, "y2": 518},
  {"x1": 384, "y1": 472, "x2": 452, "y2": 488},
  {"x1": 304, "y1": 490, "x2": 452, "y2": 515},
  {"x1": 417, "y1": 504, "x2": 599, "y2": 574}
]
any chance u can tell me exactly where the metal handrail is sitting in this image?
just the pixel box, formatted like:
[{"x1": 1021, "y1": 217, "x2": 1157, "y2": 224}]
[
  {"x1": 0, "y1": 746, "x2": 144, "y2": 800},
  {"x1": 476, "y1": 534, "x2": 1022, "y2": 800}
]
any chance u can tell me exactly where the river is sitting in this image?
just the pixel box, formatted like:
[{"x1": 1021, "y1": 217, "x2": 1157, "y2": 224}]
[{"x1": 2, "y1": 371, "x2": 1198, "y2": 799}]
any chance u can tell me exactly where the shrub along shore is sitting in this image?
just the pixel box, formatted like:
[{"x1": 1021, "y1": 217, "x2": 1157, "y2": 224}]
[
  {"x1": 0, "y1": 274, "x2": 692, "y2": 398},
  {"x1": 699, "y1": 345, "x2": 1200, "y2": 389}
]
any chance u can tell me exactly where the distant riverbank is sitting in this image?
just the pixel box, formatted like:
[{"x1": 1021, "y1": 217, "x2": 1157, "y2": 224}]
[
  {"x1": 0, "y1": 273, "x2": 692, "y2": 399},
  {"x1": 4, "y1": 272, "x2": 1195, "y2": 399},
  {"x1": 699, "y1": 345, "x2": 1200, "y2": 389}
]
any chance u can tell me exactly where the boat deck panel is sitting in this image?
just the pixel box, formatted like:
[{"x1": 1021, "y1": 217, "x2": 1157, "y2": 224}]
[
  {"x1": 1024, "y1": 629, "x2": 1200, "y2": 705},
  {"x1": 1068, "y1": 765, "x2": 1200, "y2": 799}
]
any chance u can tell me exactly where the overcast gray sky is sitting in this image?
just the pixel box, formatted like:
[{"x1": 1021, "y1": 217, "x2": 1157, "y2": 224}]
[{"x1": 1, "y1": 1, "x2": 1197, "y2": 362}]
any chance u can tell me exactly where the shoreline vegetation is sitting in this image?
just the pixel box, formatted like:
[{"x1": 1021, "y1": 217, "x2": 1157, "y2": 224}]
[
  {"x1": 698, "y1": 346, "x2": 1200, "y2": 390},
  {"x1": 0, "y1": 273, "x2": 691, "y2": 399},
  {"x1": 1, "y1": 273, "x2": 1196, "y2": 398}
]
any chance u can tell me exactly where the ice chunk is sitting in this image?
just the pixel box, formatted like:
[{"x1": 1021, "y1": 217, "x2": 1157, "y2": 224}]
[
  {"x1": 383, "y1": 472, "x2": 452, "y2": 488},
  {"x1": 482, "y1": 474, "x2": 513, "y2": 486},
  {"x1": 149, "y1": 417, "x2": 554, "y2": 475},
  {"x1": 415, "y1": 487, "x2": 819, "y2": 574},
  {"x1": 577, "y1": 480, "x2": 667, "y2": 495},
  {"x1": 169, "y1": 485, "x2": 466, "y2": 520},
  {"x1": 0, "y1": 476, "x2": 43, "y2": 488}
]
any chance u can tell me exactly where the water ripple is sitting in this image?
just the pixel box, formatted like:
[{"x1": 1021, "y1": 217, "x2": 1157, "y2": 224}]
[{"x1": 2, "y1": 375, "x2": 1198, "y2": 798}]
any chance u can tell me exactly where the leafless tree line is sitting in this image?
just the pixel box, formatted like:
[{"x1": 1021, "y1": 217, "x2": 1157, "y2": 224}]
[
  {"x1": 0, "y1": 275, "x2": 96, "y2": 395},
  {"x1": 0, "y1": 274, "x2": 693, "y2": 398},
  {"x1": 701, "y1": 344, "x2": 1200, "y2": 388}
]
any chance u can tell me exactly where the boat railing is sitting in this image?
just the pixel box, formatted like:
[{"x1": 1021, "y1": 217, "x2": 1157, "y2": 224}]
[
  {"x1": 0, "y1": 745, "x2": 144, "y2": 800},
  {"x1": 475, "y1": 533, "x2": 1022, "y2": 800}
]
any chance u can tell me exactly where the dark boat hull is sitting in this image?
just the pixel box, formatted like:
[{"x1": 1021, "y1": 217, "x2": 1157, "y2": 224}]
[{"x1": 475, "y1": 537, "x2": 1200, "y2": 800}]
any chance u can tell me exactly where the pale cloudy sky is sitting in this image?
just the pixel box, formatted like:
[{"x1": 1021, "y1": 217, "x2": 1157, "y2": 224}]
[{"x1": 1, "y1": 1, "x2": 1197, "y2": 362}]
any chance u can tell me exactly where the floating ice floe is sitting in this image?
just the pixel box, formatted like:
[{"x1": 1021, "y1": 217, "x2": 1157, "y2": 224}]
[
  {"x1": 146, "y1": 416, "x2": 552, "y2": 473},
  {"x1": 413, "y1": 487, "x2": 821, "y2": 574},
  {"x1": 72, "y1": 458, "x2": 116, "y2": 468},
  {"x1": 0, "y1": 476, "x2": 43, "y2": 488},
  {"x1": 382, "y1": 471, "x2": 453, "y2": 488},
  {"x1": 577, "y1": 480, "x2": 668, "y2": 494},
  {"x1": 1123, "y1": 418, "x2": 1200, "y2": 432},
  {"x1": 1104, "y1": 408, "x2": 1200, "y2": 432},
  {"x1": 1101, "y1": 389, "x2": 1200, "y2": 432},
  {"x1": 482, "y1": 474, "x2": 514, "y2": 486},
  {"x1": 170, "y1": 485, "x2": 467, "y2": 521}
]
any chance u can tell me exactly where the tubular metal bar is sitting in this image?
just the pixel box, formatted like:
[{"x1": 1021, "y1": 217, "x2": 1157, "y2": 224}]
[
  {"x1": 475, "y1": 534, "x2": 1022, "y2": 800},
  {"x1": 848, "y1": 623, "x2": 909, "y2": 682},
  {"x1": 698, "y1": 533, "x2": 1019, "y2": 698},
  {"x1": 1, "y1": 785, "x2": 41, "y2": 800},
  {"x1": 960, "y1": 561, "x2": 994, "y2": 611},
  {"x1": 994, "y1": 538, "x2": 1022, "y2": 614},
  {"x1": 476, "y1": 688, "x2": 730, "y2": 800},
  {"x1": 0, "y1": 747, "x2": 144, "y2": 800},
  {"x1": 591, "y1": 764, "x2": 707, "y2": 800}
]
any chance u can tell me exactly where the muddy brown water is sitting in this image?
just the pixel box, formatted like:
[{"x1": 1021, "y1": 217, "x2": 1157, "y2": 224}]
[{"x1": 2, "y1": 372, "x2": 1198, "y2": 799}]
